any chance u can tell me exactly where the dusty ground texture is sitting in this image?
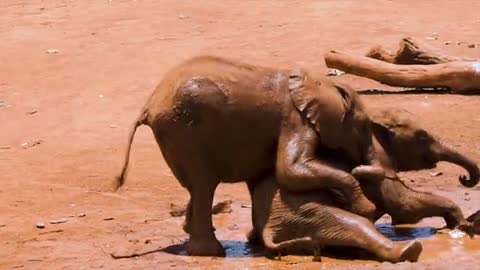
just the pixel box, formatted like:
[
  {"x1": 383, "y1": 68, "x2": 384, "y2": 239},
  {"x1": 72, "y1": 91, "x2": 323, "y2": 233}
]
[{"x1": 1, "y1": 0, "x2": 480, "y2": 269}]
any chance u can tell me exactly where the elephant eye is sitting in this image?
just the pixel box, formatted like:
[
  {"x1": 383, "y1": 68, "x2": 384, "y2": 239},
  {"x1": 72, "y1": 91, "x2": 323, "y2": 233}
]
[{"x1": 415, "y1": 130, "x2": 430, "y2": 144}]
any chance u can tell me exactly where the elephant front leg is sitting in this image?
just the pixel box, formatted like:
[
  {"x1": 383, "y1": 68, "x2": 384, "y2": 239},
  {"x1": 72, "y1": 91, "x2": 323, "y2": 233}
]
[
  {"x1": 386, "y1": 186, "x2": 469, "y2": 230},
  {"x1": 246, "y1": 181, "x2": 261, "y2": 245},
  {"x1": 276, "y1": 124, "x2": 377, "y2": 220}
]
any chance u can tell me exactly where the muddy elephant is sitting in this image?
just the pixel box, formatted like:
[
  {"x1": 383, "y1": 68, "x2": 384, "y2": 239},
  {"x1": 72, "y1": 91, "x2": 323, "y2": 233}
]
[
  {"x1": 249, "y1": 109, "x2": 479, "y2": 262},
  {"x1": 357, "y1": 108, "x2": 479, "y2": 230},
  {"x1": 252, "y1": 176, "x2": 423, "y2": 263},
  {"x1": 116, "y1": 56, "x2": 385, "y2": 256}
]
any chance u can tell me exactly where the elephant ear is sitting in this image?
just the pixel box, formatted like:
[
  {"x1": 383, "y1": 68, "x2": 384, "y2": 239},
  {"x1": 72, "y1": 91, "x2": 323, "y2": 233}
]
[
  {"x1": 288, "y1": 68, "x2": 353, "y2": 148},
  {"x1": 370, "y1": 108, "x2": 415, "y2": 145}
]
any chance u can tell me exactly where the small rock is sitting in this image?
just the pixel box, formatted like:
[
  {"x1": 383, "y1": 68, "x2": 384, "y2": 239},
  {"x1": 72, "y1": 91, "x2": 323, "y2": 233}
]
[
  {"x1": 46, "y1": 49, "x2": 60, "y2": 54},
  {"x1": 77, "y1": 213, "x2": 86, "y2": 217},
  {"x1": 327, "y1": 69, "x2": 345, "y2": 77},
  {"x1": 145, "y1": 239, "x2": 152, "y2": 244},
  {"x1": 0, "y1": 146, "x2": 11, "y2": 150},
  {"x1": 109, "y1": 124, "x2": 118, "y2": 128},
  {"x1": 26, "y1": 110, "x2": 37, "y2": 115},
  {"x1": 169, "y1": 203, "x2": 187, "y2": 217},
  {"x1": 103, "y1": 217, "x2": 114, "y2": 221},
  {"x1": 178, "y1": 14, "x2": 188, "y2": 19},
  {"x1": 0, "y1": 224, "x2": 5, "y2": 228},
  {"x1": 430, "y1": 171, "x2": 443, "y2": 177},
  {"x1": 98, "y1": 94, "x2": 104, "y2": 98},
  {"x1": 241, "y1": 204, "x2": 251, "y2": 208},
  {"x1": 36, "y1": 221, "x2": 45, "y2": 229},
  {"x1": 468, "y1": 43, "x2": 476, "y2": 48},
  {"x1": 212, "y1": 200, "x2": 233, "y2": 214},
  {"x1": 444, "y1": 41, "x2": 453, "y2": 45},
  {"x1": 50, "y1": 218, "x2": 69, "y2": 224},
  {"x1": 425, "y1": 36, "x2": 438, "y2": 41},
  {"x1": 227, "y1": 224, "x2": 240, "y2": 231},
  {"x1": 21, "y1": 140, "x2": 43, "y2": 149}
]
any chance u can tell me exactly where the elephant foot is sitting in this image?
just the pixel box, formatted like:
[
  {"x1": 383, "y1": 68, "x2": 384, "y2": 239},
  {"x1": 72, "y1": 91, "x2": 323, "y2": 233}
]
[
  {"x1": 247, "y1": 228, "x2": 262, "y2": 245},
  {"x1": 351, "y1": 165, "x2": 385, "y2": 182},
  {"x1": 187, "y1": 237, "x2": 225, "y2": 257},
  {"x1": 456, "y1": 220, "x2": 480, "y2": 237},
  {"x1": 381, "y1": 240, "x2": 422, "y2": 263}
]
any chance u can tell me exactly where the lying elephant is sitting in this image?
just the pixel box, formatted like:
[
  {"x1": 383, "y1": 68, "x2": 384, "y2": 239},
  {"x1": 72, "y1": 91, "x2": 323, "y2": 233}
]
[
  {"x1": 357, "y1": 108, "x2": 479, "y2": 229},
  {"x1": 252, "y1": 175, "x2": 423, "y2": 263},
  {"x1": 116, "y1": 56, "x2": 385, "y2": 256},
  {"x1": 248, "y1": 109, "x2": 479, "y2": 261}
]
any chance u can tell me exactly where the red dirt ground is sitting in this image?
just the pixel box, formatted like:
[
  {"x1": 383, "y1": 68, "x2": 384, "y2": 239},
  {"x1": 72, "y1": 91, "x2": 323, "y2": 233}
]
[{"x1": 1, "y1": 1, "x2": 480, "y2": 269}]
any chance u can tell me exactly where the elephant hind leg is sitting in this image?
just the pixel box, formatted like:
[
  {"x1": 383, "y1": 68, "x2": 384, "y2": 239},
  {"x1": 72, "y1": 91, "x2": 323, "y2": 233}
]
[
  {"x1": 312, "y1": 206, "x2": 422, "y2": 263},
  {"x1": 186, "y1": 178, "x2": 225, "y2": 256}
]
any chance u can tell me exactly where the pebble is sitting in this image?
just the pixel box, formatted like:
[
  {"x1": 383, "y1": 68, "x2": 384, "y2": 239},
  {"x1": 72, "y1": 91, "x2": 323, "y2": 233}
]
[
  {"x1": 77, "y1": 213, "x2": 86, "y2": 217},
  {"x1": 103, "y1": 217, "x2": 114, "y2": 221},
  {"x1": 46, "y1": 49, "x2": 60, "y2": 54},
  {"x1": 36, "y1": 221, "x2": 45, "y2": 229},
  {"x1": 468, "y1": 43, "x2": 476, "y2": 48}
]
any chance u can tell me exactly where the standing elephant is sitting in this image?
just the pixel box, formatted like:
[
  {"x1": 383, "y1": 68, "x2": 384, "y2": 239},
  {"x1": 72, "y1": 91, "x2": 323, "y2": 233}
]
[{"x1": 116, "y1": 56, "x2": 384, "y2": 256}]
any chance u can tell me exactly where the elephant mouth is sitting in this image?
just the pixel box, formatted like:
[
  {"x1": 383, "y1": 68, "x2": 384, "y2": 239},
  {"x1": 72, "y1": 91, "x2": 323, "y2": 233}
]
[{"x1": 422, "y1": 153, "x2": 438, "y2": 169}]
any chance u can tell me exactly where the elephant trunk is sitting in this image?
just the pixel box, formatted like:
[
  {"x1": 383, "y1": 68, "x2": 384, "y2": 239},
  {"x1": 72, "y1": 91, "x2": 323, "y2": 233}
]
[{"x1": 433, "y1": 142, "x2": 479, "y2": 188}]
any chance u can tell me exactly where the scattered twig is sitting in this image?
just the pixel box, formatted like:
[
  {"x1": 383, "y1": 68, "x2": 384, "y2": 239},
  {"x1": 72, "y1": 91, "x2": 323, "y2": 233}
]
[
  {"x1": 110, "y1": 247, "x2": 163, "y2": 259},
  {"x1": 21, "y1": 140, "x2": 43, "y2": 149},
  {"x1": 39, "y1": 229, "x2": 64, "y2": 235},
  {"x1": 169, "y1": 200, "x2": 233, "y2": 217}
]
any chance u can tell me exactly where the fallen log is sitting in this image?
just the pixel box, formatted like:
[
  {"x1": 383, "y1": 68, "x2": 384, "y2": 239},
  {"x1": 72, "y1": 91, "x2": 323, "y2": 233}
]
[
  {"x1": 325, "y1": 50, "x2": 480, "y2": 93},
  {"x1": 366, "y1": 37, "x2": 476, "y2": 64}
]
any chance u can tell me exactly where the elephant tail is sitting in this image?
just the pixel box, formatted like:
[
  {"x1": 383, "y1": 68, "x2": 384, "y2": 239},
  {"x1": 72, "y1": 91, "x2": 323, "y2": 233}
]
[
  {"x1": 262, "y1": 226, "x2": 312, "y2": 252},
  {"x1": 114, "y1": 109, "x2": 149, "y2": 191}
]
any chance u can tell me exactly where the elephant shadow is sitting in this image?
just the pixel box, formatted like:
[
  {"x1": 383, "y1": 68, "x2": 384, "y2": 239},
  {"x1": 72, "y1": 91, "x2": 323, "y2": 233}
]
[
  {"x1": 161, "y1": 240, "x2": 265, "y2": 258},
  {"x1": 160, "y1": 224, "x2": 436, "y2": 259},
  {"x1": 358, "y1": 87, "x2": 480, "y2": 95}
]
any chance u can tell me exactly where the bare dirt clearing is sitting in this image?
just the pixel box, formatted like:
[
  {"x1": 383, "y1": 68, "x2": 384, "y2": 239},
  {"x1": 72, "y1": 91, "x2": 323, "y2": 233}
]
[{"x1": 1, "y1": 1, "x2": 480, "y2": 269}]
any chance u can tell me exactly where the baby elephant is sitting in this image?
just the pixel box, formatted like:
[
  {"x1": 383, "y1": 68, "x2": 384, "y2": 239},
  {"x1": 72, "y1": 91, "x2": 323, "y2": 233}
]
[
  {"x1": 252, "y1": 175, "x2": 423, "y2": 263},
  {"x1": 355, "y1": 108, "x2": 479, "y2": 231}
]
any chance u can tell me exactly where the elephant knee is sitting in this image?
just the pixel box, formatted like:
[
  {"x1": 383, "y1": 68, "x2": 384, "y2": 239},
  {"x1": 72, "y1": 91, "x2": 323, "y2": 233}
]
[{"x1": 276, "y1": 166, "x2": 304, "y2": 192}]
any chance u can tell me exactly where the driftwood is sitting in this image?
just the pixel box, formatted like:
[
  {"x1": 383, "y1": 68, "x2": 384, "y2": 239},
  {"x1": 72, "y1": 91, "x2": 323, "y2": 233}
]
[
  {"x1": 325, "y1": 50, "x2": 480, "y2": 93},
  {"x1": 366, "y1": 37, "x2": 476, "y2": 64}
]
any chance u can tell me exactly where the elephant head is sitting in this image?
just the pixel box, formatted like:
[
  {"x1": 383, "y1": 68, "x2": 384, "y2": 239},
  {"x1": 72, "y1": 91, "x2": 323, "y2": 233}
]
[
  {"x1": 288, "y1": 69, "x2": 376, "y2": 166},
  {"x1": 371, "y1": 109, "x2": 479, "y2": 187}
]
